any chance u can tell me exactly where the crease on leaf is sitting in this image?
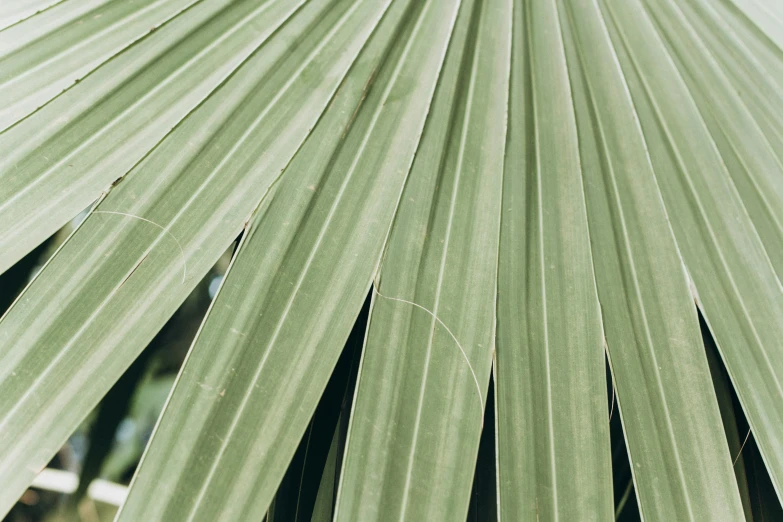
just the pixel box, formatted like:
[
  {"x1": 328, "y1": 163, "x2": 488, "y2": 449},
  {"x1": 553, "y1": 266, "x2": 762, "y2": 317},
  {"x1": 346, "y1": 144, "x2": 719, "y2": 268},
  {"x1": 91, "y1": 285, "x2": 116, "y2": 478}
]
[
  {"x1": 0, "y1": 0, "x2": 66, "y2": 31},
  {"x1": 0, "y1": 0, "x2": 202, "y2": 132}
]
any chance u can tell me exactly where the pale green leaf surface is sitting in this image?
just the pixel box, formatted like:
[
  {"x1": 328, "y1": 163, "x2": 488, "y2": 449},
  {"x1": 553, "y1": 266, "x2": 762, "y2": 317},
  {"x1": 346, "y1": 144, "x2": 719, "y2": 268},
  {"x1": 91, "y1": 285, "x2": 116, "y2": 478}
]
[
  {"x1": 677, "y1": 0, "x2": 783, "y2": 146},
  {"x1": 603, "y1": 0, "x2": 783, "y2": 500},
  {"x1": 722, "y1": 0, "x2": 783, "y2": 52},
  {"x1": 561, "y1": 0, "x2": 744, "y2": 519},
  {"x1": 0, "y1": 0, "x2": 306, "y2": 275},
  {"x1": 335, "y1": 0, "x2": 508, "y2": 519},
  {"x1": 2, "y1": 0, "x2": 783, "y2": 517},
  {"x1": 0, "y1": 0, "x2": 62, "y2": 30},
  {"x1": 495, "y1": 0, "x2": 612, "y2": 520},
  {"x1": 0, "y1": 0, "x2": 387, "y2": 512},
  {"x1": 704, "y1": 0, "x2": 783, "y2": 104},
  {"x1": 0, "y1": 0, "x2": 197, "y2": 130},
  {"x1": 640, "y1": 0, "x2": 783, "y2": 281},
  {"x1": 117, "y1": 0, "x2": 459, "y2": 519}
]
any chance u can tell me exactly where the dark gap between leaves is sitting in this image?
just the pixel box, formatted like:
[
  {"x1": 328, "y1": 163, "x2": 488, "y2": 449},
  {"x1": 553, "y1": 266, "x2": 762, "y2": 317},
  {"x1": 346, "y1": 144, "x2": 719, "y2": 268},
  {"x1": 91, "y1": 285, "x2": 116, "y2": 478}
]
[
  {"x1": 700, "y1": 310, "x2": 783, "y2": 521},
  {"x1": 466, "y1": 372, "x2": 496, "y2": 522},
  {"x1": 265, "y1": 290, "x2": 369, "y2": 522},
  {"x1": 608, "y1": 357, "x2": 642, "y2": 522}
]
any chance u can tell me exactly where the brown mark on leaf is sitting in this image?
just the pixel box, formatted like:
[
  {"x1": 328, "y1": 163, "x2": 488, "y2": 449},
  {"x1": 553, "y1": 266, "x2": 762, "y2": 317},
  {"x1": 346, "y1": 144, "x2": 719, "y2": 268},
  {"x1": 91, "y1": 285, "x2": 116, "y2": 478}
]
[
  {"x1": 341, "y1": 65, "x2": 379, "y2": 139},
  {"x1": 119, "y1": 253, "x2": 148, "y2": 288}
]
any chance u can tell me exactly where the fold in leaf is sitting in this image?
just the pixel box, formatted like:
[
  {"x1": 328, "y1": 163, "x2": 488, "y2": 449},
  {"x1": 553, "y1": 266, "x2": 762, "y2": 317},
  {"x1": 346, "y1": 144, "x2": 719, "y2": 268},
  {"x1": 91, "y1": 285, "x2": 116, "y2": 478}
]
[
  {"x1": 0, "y1": 0, "x2": 197, "y2": 130},
  {"x1": 495, "y1": 0, "x2": 612, "y2": 519},
  {"x1": 118, "y1": 0, "x2": 461, "y2": 518},
  {"x1": 0, "y1": 0, "x2": 307, "y2": 274},
  {"x1": 0, "y1": 0, "x2": 387, "y2": 512},
  {"x1": 335, "y1": 0, "x2": 509, "y2": 519},
  {"x1": 604, "y1": 0, "x2": 783, "y2": 500},
  {"x1": 560, "y1": 0, "x2": 744, "y2": 518}
]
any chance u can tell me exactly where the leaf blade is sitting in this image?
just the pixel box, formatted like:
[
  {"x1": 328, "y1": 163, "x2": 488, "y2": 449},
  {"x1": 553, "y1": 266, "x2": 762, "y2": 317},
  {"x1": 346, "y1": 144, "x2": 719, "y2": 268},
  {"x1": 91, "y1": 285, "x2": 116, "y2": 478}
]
[
  {"x1": 604, "y1": 0, "x2": 783, "y2": 502},
  {"x1": 495, "y1": 0, "x2": 612, "y2": 518},
  {"x1": 116, "y1": 0, "x2": 461, "y2": 518},
  {"x1": 558, "y1": 0, "x2": 746, "y2": 518},
  {"x1": 335, "y1": 0, "x2": 510, "y2": 519},
  {"x1": 0, "y1": 0, "x2": 387, "y2": 512},
  {"x1": 0, "y1": 0, "x2": 306, "y2": 274}
]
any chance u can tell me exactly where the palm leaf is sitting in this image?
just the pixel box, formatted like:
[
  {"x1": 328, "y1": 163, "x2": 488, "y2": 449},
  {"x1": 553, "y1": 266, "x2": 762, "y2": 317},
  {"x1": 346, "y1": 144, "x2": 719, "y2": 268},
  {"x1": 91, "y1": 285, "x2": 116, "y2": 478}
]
[
  {"x1": 336, "y1": 0, "x2": 507, "y2": 518},
  {"x1": 117, "y1": 0, "x2": 460, "y2": 517},
  {"x1": 0, "y1": 0, "x2": 306, "y2": 274},
  {"x1": 0, "y1": 0, "x2": 198, "y2": 130},
  {"x1": 0, "y1": 0, "x2": 387, "y2": 508},
  {"x1": 1, "y1": 0, "x2": 782, "y2": 519},
  {"x1": 496, "y1": 0, "x2": 612, "y2": 518},
  {"x1": 609, "y1": 0, "x2": 783, "y2": 496}
]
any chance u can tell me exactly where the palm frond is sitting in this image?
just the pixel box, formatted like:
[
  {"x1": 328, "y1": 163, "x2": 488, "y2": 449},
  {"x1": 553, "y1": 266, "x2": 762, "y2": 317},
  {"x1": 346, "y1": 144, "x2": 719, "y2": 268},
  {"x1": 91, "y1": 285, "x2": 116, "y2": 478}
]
[{"x1": 1, "y1": 0, "x2": 782, "y2": 519}]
